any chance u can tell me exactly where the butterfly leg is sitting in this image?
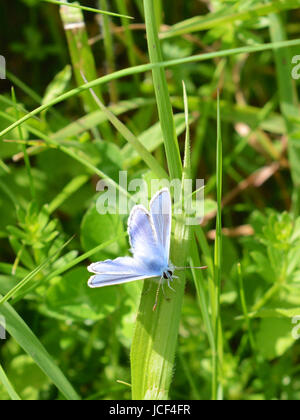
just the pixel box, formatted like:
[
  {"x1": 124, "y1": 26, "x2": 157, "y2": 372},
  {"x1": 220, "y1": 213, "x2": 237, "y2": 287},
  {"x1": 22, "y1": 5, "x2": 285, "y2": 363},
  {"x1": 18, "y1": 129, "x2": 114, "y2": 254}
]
[
  {"x1": 167, "y1": 279, "x2": 176, "y2": 292},
  {"x1": 165, "y1": 271, "x2": 176, "y2": 292},
  {"x1": 153, "y1": 276, "x2": 163, "y2": 311}
]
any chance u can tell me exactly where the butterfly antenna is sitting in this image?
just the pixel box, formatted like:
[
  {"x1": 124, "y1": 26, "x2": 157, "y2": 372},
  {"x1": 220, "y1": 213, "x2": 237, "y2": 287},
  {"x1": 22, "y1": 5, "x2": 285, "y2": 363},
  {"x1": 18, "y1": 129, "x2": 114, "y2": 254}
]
[{"x1": 153, "y1": 276, "x2": 163, "y2": 311}]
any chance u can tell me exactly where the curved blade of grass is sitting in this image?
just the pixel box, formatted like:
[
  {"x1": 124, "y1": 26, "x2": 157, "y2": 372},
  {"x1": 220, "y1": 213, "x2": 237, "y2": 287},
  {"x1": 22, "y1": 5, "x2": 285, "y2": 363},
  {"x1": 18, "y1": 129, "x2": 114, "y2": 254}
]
[
  {"x1": 0, "y1": 298, "x2": 80, "y2": 400},
  {"x1": 0, "y1": 363, "x2": 21, "y2": 400},
  {"x1": 43, "y1": 0, "x2": 133, "y2": 19},
  {"x1": 1, "y1": 38, "x2": 300, "y2": 139},
  {"x1": 52, "y1": 97, "x2": 155, "y2": 140}
]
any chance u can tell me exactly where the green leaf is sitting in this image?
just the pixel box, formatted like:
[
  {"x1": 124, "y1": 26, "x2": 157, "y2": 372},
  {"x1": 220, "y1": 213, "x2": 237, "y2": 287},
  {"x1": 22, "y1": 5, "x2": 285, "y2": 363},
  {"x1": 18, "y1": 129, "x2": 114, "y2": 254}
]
[
  {"x1": 256, "y1": 318, "x2": 295, "y2": 360},
  {"x1": 81, "y1": 205, "x2": 126, "y2": 261},
  {"x1": 42, "y1": 65, "x2": 72, "y2": 106},
  {"x1": 46, "y1": 267, "x2": 118, "y2": 321}
]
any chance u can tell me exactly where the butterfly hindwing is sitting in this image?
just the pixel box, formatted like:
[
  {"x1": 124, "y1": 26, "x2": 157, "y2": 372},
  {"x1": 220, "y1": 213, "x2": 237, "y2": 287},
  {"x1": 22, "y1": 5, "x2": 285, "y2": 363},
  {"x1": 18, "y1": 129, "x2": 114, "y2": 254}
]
[{"x1": 88, "y1": 256, "x2": 159, "y2": 288}]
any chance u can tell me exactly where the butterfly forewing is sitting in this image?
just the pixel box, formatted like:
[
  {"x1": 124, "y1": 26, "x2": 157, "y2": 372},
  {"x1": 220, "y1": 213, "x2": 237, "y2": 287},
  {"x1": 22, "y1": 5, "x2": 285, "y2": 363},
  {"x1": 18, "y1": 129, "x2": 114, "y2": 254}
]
[
  {"x1": 128, "y1": 205, "x2": 160, "y2": 261},
  {"x1": 150, "y1": 188, "x2": 172, "y2": 262}
]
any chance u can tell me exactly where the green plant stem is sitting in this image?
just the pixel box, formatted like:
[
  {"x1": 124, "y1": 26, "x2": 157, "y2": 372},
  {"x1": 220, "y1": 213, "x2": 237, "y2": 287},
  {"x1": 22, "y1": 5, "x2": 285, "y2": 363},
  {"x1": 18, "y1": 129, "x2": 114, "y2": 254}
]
[
  {"x1": 115, "y1": 0, "x2": 139, "y2": 89},
  {"x1": 212, "y1": 92, "x2": 223, "y2": 401},
  {"x1": 237, "y1": 263, "x2": 256, "y2": 351}
]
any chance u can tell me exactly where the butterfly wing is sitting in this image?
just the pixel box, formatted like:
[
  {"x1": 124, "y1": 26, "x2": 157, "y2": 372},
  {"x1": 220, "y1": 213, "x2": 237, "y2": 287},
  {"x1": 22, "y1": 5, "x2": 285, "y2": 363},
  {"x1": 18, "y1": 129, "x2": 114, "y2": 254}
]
[
  {"x1": 88, "y1": 256, "x2": 159, "y2": 288},
  {"x1": 150, "y1": 188, "x2": 172, "y2": 262},
  {"x1": 128, "y1": 205, "x2": 158, "y2": 259},
  {"x1": 128, "y1": 203, "x2": 167, "y2": 273}
]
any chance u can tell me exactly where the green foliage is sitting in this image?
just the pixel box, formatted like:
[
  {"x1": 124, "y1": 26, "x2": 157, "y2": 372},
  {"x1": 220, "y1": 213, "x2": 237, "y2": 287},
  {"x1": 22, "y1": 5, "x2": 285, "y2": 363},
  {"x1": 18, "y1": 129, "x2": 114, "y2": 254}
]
[
  {"x1": 46, "y1": 267, "x2": 118, "y2": 321},
  {"x1": 1, "y1": 0, "x2": 300, "y2": 401}
]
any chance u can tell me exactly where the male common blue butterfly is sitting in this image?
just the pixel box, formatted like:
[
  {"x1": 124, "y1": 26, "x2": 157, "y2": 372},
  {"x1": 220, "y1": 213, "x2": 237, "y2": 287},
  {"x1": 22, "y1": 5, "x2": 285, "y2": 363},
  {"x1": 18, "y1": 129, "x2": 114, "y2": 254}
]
[
  {"x1": 87, "y1": 188, "x2": 206, "y2": 309},
  {"x1": 88, "y1": 187, "x2": 173, "y2": 283}
]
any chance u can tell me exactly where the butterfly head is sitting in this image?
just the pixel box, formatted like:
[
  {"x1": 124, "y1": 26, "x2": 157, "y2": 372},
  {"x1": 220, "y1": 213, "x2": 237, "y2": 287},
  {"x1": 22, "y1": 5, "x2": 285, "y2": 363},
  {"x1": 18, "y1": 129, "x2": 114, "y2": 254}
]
[
  {"x1": 162, "y1": 261, "x2": 175, "y2": 281},
  {"x1": 163, "y1": 268, "x2": 174, "y2": 280}
]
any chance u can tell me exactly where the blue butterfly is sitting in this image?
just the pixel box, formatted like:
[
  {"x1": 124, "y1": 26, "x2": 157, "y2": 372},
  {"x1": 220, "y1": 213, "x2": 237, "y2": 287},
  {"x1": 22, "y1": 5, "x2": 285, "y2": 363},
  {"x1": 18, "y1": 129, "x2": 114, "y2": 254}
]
[
  {"x1": 88, "y1": 188, "x2": 206, "y2": 309},
  {"x1": 88, "y1": 187, "x2": 174, "y2": 282}
]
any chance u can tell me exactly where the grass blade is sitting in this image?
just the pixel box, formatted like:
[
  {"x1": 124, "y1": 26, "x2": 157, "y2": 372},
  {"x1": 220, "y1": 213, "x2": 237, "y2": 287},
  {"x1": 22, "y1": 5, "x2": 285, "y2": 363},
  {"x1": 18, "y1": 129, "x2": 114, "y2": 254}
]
[
  {"x1": 43, "y1": 0, "x2": 133, "y2": 19},
  {"x1": 212, "y1": 92, "x2": 223, "y2": 400}
]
